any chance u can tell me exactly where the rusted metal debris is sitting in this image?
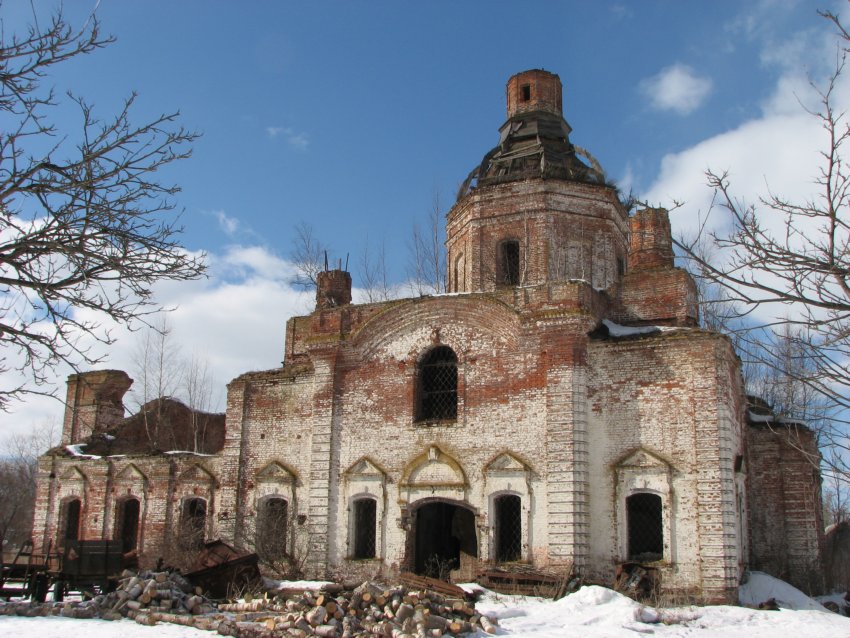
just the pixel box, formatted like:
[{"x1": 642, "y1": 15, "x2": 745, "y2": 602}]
[
  {"x1": 613, "y1": 562, "x2": 661, "y2": 599},
  {"x1": 183, "y1": 540, "x2": 261, "y2": 599},
  {"x1": 398, "y1": 571, "x2": 471, "y2": 600},
  {"x1": 477, "y1": 564, "x2": 578, "y2": 599}
]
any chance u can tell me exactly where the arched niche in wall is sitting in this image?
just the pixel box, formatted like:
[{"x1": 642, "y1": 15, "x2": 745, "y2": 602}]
[
  {"x1": 174, "y1": 463, "x2": 218, "y2": 540},
  {"x1": 56, "y1": 465, "x2": 88, "y2": 544},
  {"x1": 614, "y1": 448, "x2": 675, "y2": 564},
  {"x1": 343, "y1": 457, "x2": 387, "y2": 560},
  {"x1": 111, "y1": 463, "x2": 149, "y2": 552},
  {"x1": 399, "y1": 445, "x2": 469, "y2": 507},
  {"x1": 254, "y1": 461, "x2": 298, "y2": 513},
  {"x1": 484, "y1": 451, "x2": 534, "y2": 563}
]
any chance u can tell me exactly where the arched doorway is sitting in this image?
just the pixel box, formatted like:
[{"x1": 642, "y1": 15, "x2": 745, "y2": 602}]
[{"x1": 413, "y1": 501, "x2": 477, "y2": 578}]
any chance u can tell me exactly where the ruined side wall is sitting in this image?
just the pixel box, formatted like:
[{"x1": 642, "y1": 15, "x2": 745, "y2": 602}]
[
  {"x1": 217, "y1": 367, "x2": 316, "y2": 564},
  {"x1": 748, "y1": 424, "x2": 824, "y2": 594},
  {"x1": 33, "y1": 454, "x2": 222, "y2": 569},
  {"x1": 586, "y1": 331, "x2": 746, "y2": 602}
]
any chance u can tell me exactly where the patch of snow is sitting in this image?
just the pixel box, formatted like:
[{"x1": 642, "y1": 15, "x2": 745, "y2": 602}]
[
  {"x1": 264, "y1": 578, "x2": 336, "y2": 590},
  {"x1": 64, "y1": 444, "x2": 100, "y2": 460},
  {"x1": 748, "y1": 411, "x2": 774, "y2": 424},
  {"x1": 103, "y1": 434, "x2": 115, "y2": 441},
  {"x1": 163, "y1": 450, "x2": 213, "y2": 456},
  {"x1": 739, "y1": 571, "x2": 828, "y2": 612},
  {"x1": 0, "y1": 616, "x2": 211, "y2": 637},
  {"x1": 602, "y1": 319, "x2": 660, "y2": 337}
]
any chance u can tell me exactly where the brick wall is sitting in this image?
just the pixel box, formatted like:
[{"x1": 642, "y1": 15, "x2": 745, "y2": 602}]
[{"x1": 748, "y1": 421, "x2": 824, "y2": 593}]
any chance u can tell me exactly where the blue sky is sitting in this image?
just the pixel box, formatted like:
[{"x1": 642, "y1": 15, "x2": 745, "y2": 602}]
[{"x1": 1, "y1": 0, "x2": 848, "y2": 444}]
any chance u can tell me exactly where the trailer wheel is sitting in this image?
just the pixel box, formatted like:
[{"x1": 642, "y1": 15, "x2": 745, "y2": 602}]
[
  {"x1": 32, "y1": 574, "x2": 49, "y2": 602},
  {"x1": 52, "y1": 579, "x2": 65, "y2": 602}
]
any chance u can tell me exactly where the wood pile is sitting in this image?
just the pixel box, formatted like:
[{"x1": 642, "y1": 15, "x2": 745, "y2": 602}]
[
  {"x1": 0, "y1": 576, "x2": 500, "y2": 637},
  {"x1": 212, "y1": 580, "x2": 499, "y2": 637},
  {"x1": 93, "y1": 568, "x2": 217, "y2": 619}
]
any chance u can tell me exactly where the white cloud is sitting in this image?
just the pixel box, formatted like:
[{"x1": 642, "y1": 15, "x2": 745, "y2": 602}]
[
  {"x1": 266, "y1": 125, "x2": 310, "y2": 150},
  {"x1": 0, "y1": 244, "x2": 312, "y2": 452},
  {"x1": 642, "y1": 22, "x2": 849, "y2": 328},
  {"x1": 639, "y1": 64, "x2": 713, "y2": 115},
  {"x1": 212, "y1": 209, "x2": 240, "y2": 236}
]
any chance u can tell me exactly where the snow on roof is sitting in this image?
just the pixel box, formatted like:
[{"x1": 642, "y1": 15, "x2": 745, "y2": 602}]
[
  {"x1": 164, "y1": 450, "x2": 213, "y2": 456},
  {"x1": 602, "y1": 319, "x2": 668, "y2": 337},
  {"x1": 64, "y1": 444, "x2": 101, "y2": 460},
  {"x1": 748, "y1": 410, "x2": 775, "y2": 424}
]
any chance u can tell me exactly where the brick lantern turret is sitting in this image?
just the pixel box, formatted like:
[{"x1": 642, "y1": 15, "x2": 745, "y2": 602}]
[
  {"x1": 316, "y1": 269, "x2": 352, "y2": 310},
  {"x1": 506, "y1": 69, "x2": 564, "y2": 118},
  {"x1": 628, "y1": 207, "x2": 675, "y2": 271}
]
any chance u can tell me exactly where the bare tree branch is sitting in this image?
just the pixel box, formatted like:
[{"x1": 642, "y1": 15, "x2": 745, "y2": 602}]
[
  {"x1": 673, "y1": 13, "x2": 850, "y2": 485},
  {"x1": 0, "y1": 8, "x2": 205, "y2": 409}
]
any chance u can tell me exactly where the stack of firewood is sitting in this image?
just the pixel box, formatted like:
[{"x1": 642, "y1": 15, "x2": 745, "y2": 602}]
[
  {"x1": 211, "y1": 581, "x2": 499, "y2": 637},
  {"x1": 1, "y1": 576, "x2": 500, "y2": 636},
  {"x1": 93, "y1": 569, "x2": 216, "y2": 620}
]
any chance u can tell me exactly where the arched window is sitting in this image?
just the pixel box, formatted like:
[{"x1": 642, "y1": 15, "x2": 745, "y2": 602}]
[
  {"x1": 627, "y1": 493, "x2": 663, "y2": 561},
  {"x1": 180, "y1": 497, "x2": 207, "y2": 549},
  {"x1": 416, "y1": 346, "x2": 458, "y2": 421},
  {"x1": 352, "y1": 498, "x2": 377, "y2": 559},
  {"x1": 62, "y1": 498, "x2": 81, "y2": 542},
  {"x1": 494, "y1": 494, "x2": 522, "y2": 562},
  {"x1": 256, "y1": 497, "x2": 288, "y2": 561},
  {"x1": 114, "y1": 497, "x2": 141, "y2": 553},
  {"x1": 498, "y1": 240, "x2": 520, "y2": 286}
]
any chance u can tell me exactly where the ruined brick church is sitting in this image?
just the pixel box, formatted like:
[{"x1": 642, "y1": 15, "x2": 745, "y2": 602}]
[{"x1": 33, "y1": 70, "x2": 824, "y2": 601}]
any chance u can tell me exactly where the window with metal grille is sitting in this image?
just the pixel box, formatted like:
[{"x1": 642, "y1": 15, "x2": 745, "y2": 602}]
[
  {"x1": 257, "y1": 497, "x2": 288, "y2": 561},
  {"x1": 63, "y1": 498, "x2": 81, "y2": 542},
  {"x1": 353, "y1": 498, "x2": 377, "y2": 559},
  {"x1": 416, "y1": 346, "x2": 458, "y2": 421},
  {"x1": 114, "y1": 497, "x2": 140, "y2": 552},
  {"x1": 499, "y1": 240, "x2": 520, "y2": 286},
  {"x1": 627, "y1": 493, "x2": 663, "y2": 561},
  {"x1": 495, "y1": 494, "x2": 522, "y2": 562},
  {"x1": 180, "y1": 497, "x2": 207, "y2": 549}
]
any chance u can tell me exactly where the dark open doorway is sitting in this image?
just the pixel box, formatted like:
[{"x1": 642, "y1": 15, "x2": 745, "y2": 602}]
[
  {"x1": 115, "y1": 498, "x2": 140, "y2": 552},
  {"x1": 627, "y1": 493, "x2": 663, "y2": 561},
  {"x1": 413, "y1": 501, "x2": 477, "y2": 578},
  {"x1": 494, "y1": 494, "x2": 522, "y2": 562}
]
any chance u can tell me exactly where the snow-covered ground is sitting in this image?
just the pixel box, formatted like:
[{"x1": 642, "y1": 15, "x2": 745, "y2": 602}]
[{"x1": 2, "y1": 573, "x2": 849, "y2": 637}]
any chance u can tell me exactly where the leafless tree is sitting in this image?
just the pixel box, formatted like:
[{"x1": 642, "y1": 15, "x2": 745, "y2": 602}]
[
  {"x1": 407, "y1": 191, "x2": 446, "y2": 295},
  {"x1": 130, "y1": 318, "x2": 219, "y2": 451},
  {"x1": 358, "y1": 234, "x2": 393, "y2": 303},
  {"x1": 183, "y1": 351, "x2": 217, "y2": 452},
  {"x1": 0, "y1": 8, "x2": 205, "y2": 410},
  {"x1": 131, "y1": 318, "x2": 182, "y2": 447},
  {"x1": 0, "y1": 422, "x2": 58, "y2": 554},
  {"x1": 675, "y1": 10, "x2": 850, "y2": 478},
  {"x1": 289, "y1": 221, "x2": 327, "y2": 290}
]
